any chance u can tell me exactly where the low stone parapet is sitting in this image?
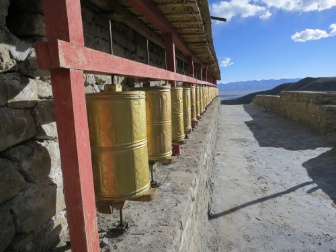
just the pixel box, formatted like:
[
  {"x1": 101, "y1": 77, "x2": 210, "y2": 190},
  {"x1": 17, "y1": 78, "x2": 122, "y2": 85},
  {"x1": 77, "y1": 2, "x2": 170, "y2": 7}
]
[{"x1": 253, "y1": 91, "x2": 336, "y2": 134}]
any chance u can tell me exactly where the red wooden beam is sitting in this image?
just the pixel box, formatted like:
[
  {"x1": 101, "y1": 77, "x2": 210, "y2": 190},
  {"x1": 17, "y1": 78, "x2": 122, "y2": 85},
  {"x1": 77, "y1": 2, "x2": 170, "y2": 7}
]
[
  {"x1": 35, "y1": 40, "x2": 216, "y2": 87},
  {"x1": 127, "y1": 0, "x2": 203, "y2": 64},
  {"x1": 39, "y1": 0, "x2": 99, "y2": 251}
]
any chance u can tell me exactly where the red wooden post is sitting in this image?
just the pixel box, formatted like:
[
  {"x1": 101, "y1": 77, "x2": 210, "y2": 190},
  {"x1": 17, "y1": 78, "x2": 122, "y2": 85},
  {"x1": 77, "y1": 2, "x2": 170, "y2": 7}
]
[
  {"x1": 188, "y1": 56, "x2": 197, "y2": 129},
  {"x1": 172, "y1": 144, "x2": 182, "y2": 156},
  {"x1": 188, "y1": 56, "x2": 194, "y2": 78},
  {"x1": 38, "y1": 0, "x2": 99, "y2": 251},
  {"x1": 165, "y1": 33, "x2": 176, "y2": 88}
]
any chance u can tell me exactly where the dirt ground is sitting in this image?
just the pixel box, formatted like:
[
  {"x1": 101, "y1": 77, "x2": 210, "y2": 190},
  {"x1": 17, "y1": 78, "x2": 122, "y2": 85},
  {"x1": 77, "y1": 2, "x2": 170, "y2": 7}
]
[{"x1": 207, "y1": 104, "x2": 336, "y2": 252}]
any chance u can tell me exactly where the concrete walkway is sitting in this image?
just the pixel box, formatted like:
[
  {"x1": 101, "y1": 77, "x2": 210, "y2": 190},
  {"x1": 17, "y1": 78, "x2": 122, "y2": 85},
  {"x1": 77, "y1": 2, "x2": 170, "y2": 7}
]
[{"x1": 207, "y1": 104, "x2": 336, "y2": 252}]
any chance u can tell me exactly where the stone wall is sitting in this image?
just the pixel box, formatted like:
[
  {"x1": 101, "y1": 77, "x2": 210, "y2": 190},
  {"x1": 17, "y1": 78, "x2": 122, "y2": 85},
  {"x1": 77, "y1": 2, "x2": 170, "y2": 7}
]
[
  {"x1": 253, "y1": 91, "x2": 336, "y2": 134},
  {"x1": 178, "y1": 99, "x2": 219, "y2": 252},
  {"x1": 0, "y1": 0, "x2": 187, "y2": 250}
]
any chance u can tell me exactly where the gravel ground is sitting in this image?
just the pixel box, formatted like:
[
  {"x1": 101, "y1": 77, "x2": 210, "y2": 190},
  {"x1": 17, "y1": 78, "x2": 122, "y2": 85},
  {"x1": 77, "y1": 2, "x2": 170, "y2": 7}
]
[{"x1": 207, "y1": 104, "x2": 336, "y2": 252}]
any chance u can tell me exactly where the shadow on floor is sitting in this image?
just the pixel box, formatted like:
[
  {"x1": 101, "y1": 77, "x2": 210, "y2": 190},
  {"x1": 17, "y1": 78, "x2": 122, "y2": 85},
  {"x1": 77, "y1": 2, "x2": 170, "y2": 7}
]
[
  {"x1": 209, "y1": 181, "x2": 315, "y2": 220},
  {"x1": 303, "y1": 148, "x2": 336, "y2": 203},
  {"x1": 242, "y1": 104, "x2": 336, "y2": 204},
  {"x1": 243, "y1": 104, "x2": 334, "y2": 150}
]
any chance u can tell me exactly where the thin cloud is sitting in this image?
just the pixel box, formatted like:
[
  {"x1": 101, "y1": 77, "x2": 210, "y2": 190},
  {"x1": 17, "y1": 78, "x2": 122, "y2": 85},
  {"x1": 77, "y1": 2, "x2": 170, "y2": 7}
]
[
  {"x1": 330, "y1": 24, "x2": 336, "y2": 36},
  {"x1": 261, "y1": 0, "x2": 336, "y2": 12},
  {"x1": 291, "y1": 23, "x2": 336, "y2": 42},
  {"x1": 211, "y1": 0, "x2": 271, "y2": 21},
  {"x1": 220, "y1": 58, "x2": 234, "y2": 67},
  {"x1": 211, "y1": 0, "x2": 336, "y2": 21}
]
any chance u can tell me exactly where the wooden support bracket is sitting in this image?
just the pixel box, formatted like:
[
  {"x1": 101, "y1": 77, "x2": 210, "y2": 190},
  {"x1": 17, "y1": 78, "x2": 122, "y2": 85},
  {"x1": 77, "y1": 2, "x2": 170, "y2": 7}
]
[
  {"x1": 172, "y1": 143, "x2": 182, "y2": 155},
  {"x1": 129, "y1": 188, "x2": 158, "y2": 202},
  {"x1": 173, "y1": 139, "x2": 188, "y2": 145},
  {"x1": 158, "y1": 155, "x2": 177, "y2": 165},
  {"x1": 184, "y1": 129, "x2": 192, "y2": 135}
]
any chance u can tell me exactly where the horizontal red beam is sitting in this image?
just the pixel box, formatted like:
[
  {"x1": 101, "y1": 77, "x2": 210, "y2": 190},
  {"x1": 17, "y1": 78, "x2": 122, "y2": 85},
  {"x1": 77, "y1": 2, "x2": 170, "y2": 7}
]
[{"x1": 35, "y1": 40, "x2": 216, "y2": 87}]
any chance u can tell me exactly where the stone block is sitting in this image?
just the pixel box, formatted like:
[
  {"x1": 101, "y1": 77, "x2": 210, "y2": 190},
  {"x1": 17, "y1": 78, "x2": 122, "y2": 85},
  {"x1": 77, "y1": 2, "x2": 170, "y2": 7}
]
[
  {"x1": 36, "y1": 79, "x2": 52, "y2": 98},
  {"x1": 22, "y1": 52, "x2": 50, "y2": 78},
  {"x1": 35, "y1": 122, "x2": 58, "y2": 140},
  {"x1": 113, "y1": 31, "x2": 129, "y2": 50},
  {"x1": 85, "y1": 84, "x2": 100, "y2": 93},
  {"x1": 113, "y1": 43, "x2": 125, "y2": 58},
  {"x1": 2, "y1": 73, "x2": 39, "y2": 108},
  {"x1": 82, "y1": 5, "x2": 94, "y2": 22},
  {"x1": 2, "y1": 141, "x2": 52, "y2": 183},
  {"x1": 0, "y1": 108, "x2": 36, "y2": 152},
  {"x1": 84, "y1": 74, "x2": 96, "y2": 86},
  {"x1": 9, "y1": 233, "x2": 36, "y2": 252},
  {"x1": 11, "y1": 182, "x2": 57, "y2": 233},
  {"x1": 33, "y1": 100, "x2": 58, "y2": 140},
  {"x1": 38, "y1": 140, "x2": 61, "y2": 185},
  {"x1": 0, "y1": 44, "x2": 17, "y2": 73},
  {"x1": 0, "y1": 158, "x2": 26, "y2": 204},
  {"x1": 9, "y1": 213, "x2": 67, "y2": 251},
  {"x1": 94, "y1": 74, "x2": 111, "y2": 85},
  {"x1": 0, "y1": 73, "x2": 19, "y2": 105},
  {"x1": 31, "y1": 215, "x2": 67, "y2": 251},
  {"x1": 8, "y1": 0, "x2": 44, "y2": 15},
  {"x1": 8, "y1": 13, "x2": 46, "y2": 37},
  {"x1": 0, "y1": 207, "x2": 15, "y2": 252},
  {"x1": 7, "y1": 32, "x2": 34, "y2": 62},
  {"x1": 55, "y1": 188, "x2": 66, "y2": 214},
  {"x1": 0, "y1": 0, "x2": 9, "y2": 25}
]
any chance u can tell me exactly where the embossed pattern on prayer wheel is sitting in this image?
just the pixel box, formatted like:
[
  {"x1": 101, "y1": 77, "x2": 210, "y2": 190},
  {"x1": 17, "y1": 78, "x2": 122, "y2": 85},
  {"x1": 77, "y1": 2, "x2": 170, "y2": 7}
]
[
  {"x1": 203, "y1": 87, "x2": 206, "y2": 108},
  {"x1": 183, "y1": 87, "x2": 192, "y2": 133},
  {"x1": 190, "y1": 86, "x2": 197, "y2": 123},
  {"x1": 86, "y1": 91, "x2": 150, "y2": 203},
  {"x1": 196, "y1": 86, "x2": 201, "y2": 119},
  {"x1": 206, "y1": 87, "x2": 209, "y2": 106},
  {"x1": 171, "y1": 87, "x2": 184, "y2": 142},
  {"x1": 200, "y1": 86, "x2": 204, "y2": 113},
  {"x1": 138, "y1": 86, "x2": 172, "y2": 161}
]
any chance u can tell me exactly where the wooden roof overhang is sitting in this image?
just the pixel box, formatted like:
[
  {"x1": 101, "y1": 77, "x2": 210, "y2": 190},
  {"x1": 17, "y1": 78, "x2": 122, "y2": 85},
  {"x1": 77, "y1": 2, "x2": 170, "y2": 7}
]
[{"x1": 89, "y1": 0, "x2": 220, "y2": 80}]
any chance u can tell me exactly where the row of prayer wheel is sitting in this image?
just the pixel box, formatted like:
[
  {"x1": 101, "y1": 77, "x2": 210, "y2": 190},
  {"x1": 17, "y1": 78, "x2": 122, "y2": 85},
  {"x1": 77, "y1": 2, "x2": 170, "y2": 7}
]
[{"x1": 86, "y1": 85, "x2": 218, "y2": 204}]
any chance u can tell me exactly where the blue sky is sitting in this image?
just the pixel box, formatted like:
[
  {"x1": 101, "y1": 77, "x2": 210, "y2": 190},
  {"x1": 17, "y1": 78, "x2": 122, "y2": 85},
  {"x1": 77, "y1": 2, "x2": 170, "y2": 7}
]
[{"x1": 208, "y1": 0, "x2": 336, "y2": 83}]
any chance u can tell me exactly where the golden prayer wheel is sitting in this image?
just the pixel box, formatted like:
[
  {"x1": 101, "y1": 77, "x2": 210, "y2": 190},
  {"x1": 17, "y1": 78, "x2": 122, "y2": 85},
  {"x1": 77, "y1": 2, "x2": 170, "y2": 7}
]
[
  {"x1": 207, "y1": 87, "x2": 210, "y2": 105},
  {"x1": 137, "y1": 86, "x2": 172, "y2": 161},
  {"x1": 190, "y1": 86, "x2": 197, "y2": 124},
  {"x1": 196, "y1": 86, "x2": 201, "y2": 120},
  {"x1": 200, "y1": 86, "x2": 204, "y2": 114},
  {"x1": 208, "y1": 87, "x2": 210, "y2": 104},
  {"x1": 204, "y1": 87, "x2": 207, "y2": 109},
  {"x1": 171, "y1": 87, "x2": 184, "y2": 142},
  {"x1": 86, "y1": 91, "x2": 150, "y2": 203},
  {"x1": 183, "y1": 87, "x2": 192, "y2": 133}
]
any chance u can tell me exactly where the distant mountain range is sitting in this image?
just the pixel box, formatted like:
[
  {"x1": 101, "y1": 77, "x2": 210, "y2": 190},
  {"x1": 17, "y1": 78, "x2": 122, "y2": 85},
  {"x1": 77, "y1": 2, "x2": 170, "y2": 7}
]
[
  {"x1": 218, "y1": 78, "x2": 301, "y2": 92},
  {"x1": 221, "y1": 77, "x2": 336, "y2": 105}
]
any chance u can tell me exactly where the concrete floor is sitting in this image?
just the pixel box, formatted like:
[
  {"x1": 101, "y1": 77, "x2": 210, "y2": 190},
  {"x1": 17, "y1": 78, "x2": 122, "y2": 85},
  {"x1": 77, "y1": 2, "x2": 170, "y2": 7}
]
[{"x1": 207, "y1": 104, "x2": 336, "y2": 252}]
